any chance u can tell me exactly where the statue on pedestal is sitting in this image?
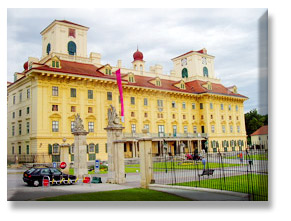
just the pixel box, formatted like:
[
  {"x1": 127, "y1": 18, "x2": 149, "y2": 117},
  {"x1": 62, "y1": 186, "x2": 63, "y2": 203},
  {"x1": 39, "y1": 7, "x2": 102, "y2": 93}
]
[
  {"x1": 108, "y1": 105, "x2": 120, "y2": 126},
  {"x1": 73, "y1": 113, "x2": 86, "y2": 132}
]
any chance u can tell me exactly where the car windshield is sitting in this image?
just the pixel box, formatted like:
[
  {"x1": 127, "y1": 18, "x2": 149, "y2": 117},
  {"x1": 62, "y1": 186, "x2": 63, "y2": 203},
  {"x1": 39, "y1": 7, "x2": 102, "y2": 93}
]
[
  {"x1": 50, "y1": 168, "x2": 61, "y2": 175},
  {"x1": 40, "y1": 168, "x2": 50, "y2": 175}
]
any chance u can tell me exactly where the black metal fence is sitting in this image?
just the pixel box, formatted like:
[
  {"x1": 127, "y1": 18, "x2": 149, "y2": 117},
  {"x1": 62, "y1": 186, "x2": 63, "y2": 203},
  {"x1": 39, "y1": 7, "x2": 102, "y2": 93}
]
[{"x1": 151, "y1": 149, "x2": 268, "y2": 201}]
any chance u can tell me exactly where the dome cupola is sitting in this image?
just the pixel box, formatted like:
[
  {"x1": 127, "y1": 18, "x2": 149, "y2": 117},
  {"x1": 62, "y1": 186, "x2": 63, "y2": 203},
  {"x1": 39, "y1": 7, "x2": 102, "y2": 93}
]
[{"x1": 133, "y1": 49, "x2": 144, "y2": 61}]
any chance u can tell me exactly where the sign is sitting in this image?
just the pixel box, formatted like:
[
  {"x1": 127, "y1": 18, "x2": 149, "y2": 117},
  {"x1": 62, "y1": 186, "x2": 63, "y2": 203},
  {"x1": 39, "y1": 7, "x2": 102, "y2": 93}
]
[
  {"x1": 53, "y1": 162, "x2": 56, "y2": 168},
  {"x1": 60, "y1": 162, "x2": 67, "y2": 169},
  {"x1": 95, "y1": 160, "x2": 100, "y2": 173}
]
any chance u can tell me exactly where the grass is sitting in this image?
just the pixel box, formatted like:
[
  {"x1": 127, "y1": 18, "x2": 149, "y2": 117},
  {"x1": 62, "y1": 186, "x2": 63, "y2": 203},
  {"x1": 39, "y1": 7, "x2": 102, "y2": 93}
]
[
  {"x1": 37, "y1": 188, "x2": 190, "y2": 201},
  {"x1": 225, "y1": 154, "x2": 268, "y2": 161},
  {"x1": 174, "y1": 174, "x2": 268, "y2": 201}
]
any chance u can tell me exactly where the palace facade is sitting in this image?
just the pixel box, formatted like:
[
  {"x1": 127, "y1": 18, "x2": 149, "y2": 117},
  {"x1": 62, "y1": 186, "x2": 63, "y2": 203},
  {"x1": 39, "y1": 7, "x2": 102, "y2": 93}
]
[{"x1": 7, "y1": 20, "x2": 248, "y2": 163}]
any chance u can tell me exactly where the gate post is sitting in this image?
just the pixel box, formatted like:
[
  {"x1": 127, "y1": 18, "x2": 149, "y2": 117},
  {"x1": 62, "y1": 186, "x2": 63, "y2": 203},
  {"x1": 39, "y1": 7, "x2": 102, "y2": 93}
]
[
  {"x1": 139, "y1": 128, "x2": 154, "y2": 188},
  {"x1": 104, "y1": 105, "x2": 125, "y2": 184},
  {"x1": 60, "y1": 137, "x2": 70, "y2": 174}
]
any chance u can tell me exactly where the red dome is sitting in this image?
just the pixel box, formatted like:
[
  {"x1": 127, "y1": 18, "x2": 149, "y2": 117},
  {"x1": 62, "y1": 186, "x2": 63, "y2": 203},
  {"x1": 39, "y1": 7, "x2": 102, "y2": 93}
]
[
  {"x1": 133, "y1": 49, "x2": 143, "y2": 61},
  {"x1": 23, "y1": 61, "x2": 28, "y2": 70}
]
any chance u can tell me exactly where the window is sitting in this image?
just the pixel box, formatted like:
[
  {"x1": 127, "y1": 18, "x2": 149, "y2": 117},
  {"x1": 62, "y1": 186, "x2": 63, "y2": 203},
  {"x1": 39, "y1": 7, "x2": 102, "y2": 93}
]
[
  {"x1": 229, "y1": 116, "x2": 232, "y2": 120},
  {"x1": 12, "y1": 146, "x2": 14, "y2": 154},
  {"x1": 71, "y1": 144, "x2": 75, "y2": 154},
  {"x1": 52, "y1": 121, "x2": 59, "y2": 132},
  {"x1": 158, "y1": 125, "x2": 165, "y2": 136},
  {"x1": 236, "y1": 116, "x2": 239, "y2": 121},
  {"x1": 230, "y1": 125, "x2": 233, "y2": 133},
  {"x1": 18, "y1": 146, "x2": 21, "y2": 154},
  {"x1": 228, "y1": 105, "x2": 231, "y2": 111},
  {"x1": 203, "y1": 67, "x2": 208, "y2": 77},
  {"x1": 26, "y1": 107, "x2": 30, "y2": 114},
  {"x1": 105, "y1": 143, "x2": 108, "y2": 153},
  {"x1": 222, "y1": 125, "x2": 226, "y2": 133},
  {"x1": 89, "y1": 143, "x2": 95, "y2": 153},
  {"x1": 129, "y1": 75, "x2": 134, "y2": 82},
  {"x1": 56, "y1": 61, "x2": 59, "y2": 68},
  {"x1": 12, "y1": 125, "x2": 15, "y2": 136},
  {"x1": 131, "y1": 112, "x2": 135, "y2": 117},
  {"x1": 19, "y1": 109, "x2": 22, "y2": 117},
  {"x1": 192, "y1": 115, "x2": 195, "y2": 120},
  {"x1": 173, "y1": 125, "x2": 177, "y2": 135},
  {"x1": 131, "y1": 97, "x2": 135, "y2": 105},
  {"x1": 27, "y1": 88, "x2": 30, "y2": 99},
  {"x1": 144, "y1": 98, "x2": 148, "y2": 106},
  {"x1": 192, "y1": 103, "x2": 196, "y2": 109},
  {"x1": 236, "y1": 105, "x2": 239, "y2": 111},
  {"x1": 88, "y1": 107, "x2": 93, "y2": 113},
  {"x1": 88, "y1": 90, "x2": 93, "y2": 99},
  {"x1": 19, "y1": 92, "x2": 22, "y2": 102},
  {"x1": 183, "y1": 115, "x2": 186, "y2": 120},
  {"x1": 182, "y1": 102, "x2": 186, "y2": 109},
  {"x1": 52, "y1": 86, "x2": 58, "y2": 96},
  {"x1": 172, "y1": 101, "x2": 176, "y2": 108},
  {"x1": 193, "y1": 126, "x2": 197, "y2": 133},
  {"x1": 200, "y1": 103, "x2": 203, "y2": 109},
  {"x1": 221, "y1": 115, "x2": 224, "y2": 120},
  {"x1": 52, "y1": 60, "x2": 55, "y2": 67},
  {"x1": 131, "y1": 124, "x2": 136, "y2": 133},
  {"x1": 201, "y1": 115, "x2": 204, "y2": 120},
  {"x1": 71, "y1": 106, "x2": 76, "y2": 112},
  {"x1": 53, "y1": 144, "x2": 59, "y2": 154},
  {"x1": 70, "y1": 88, "x2": 76, "y2": 97},
  {"x1": 237, "y1": 126, "x2": 240, "y2": 133},
  {"x1": 46, "y1": 43, "x2": 51, "y2": 55},
  {"x1": 144, "y1": 112, "x2": 148, "y2": 118},
  {"x1": 13, "y1": 95, "x2": 15, "y2": 104},
  {"x1": 211, "y1": 114, "x2": 213, "y2": 119},
  {"x1": 221, "y1": 104, "x2": 224, "y2": 110},
  {"x1": 107, "y1": 92, "x2": 112, "y2": 100},
  {"x1": 88, "y1": 122, "x2": 94, "y2": 132},
  {"x1": 156, "y1": 80, "x2": 161, "y2": 86},
  {"x1": 211, "y1": 125, "x2": 215, "y2": 133},
  {"x1": 184, "y1": 126, "x2": 188, "y2": 133},
  {"x1": 19, "y1": 124, "x2": 22, "y2": 135},
  {"x1": 26, "y1": 122, "x2": 30, "y2": 134},
  {"x1": 12, "y1": 112, "x2": 15, "y2": 119},
  {"x1": 68, "y1": 41, "x2": 76, "y2": 55},
  {"x1": 71, "y1": 121, "x2": 75, "y2": 132},
  {"x1": 26, "y1": 145, "x2": 29, "y2": 154},
  {"x1": 144, "y1": 124, "x2": 149, "y2": 131},
  {"x1": 182, "y1": 68, "x2": 188, "y2": 78},
  {"x1": 181, "y1": 83, "x2": 185, "y2": 89},
  {"x1": 157, "y1": 100, "x2": 163, "y2": 107},
  {"x1": 210, "y1": 103, "x2": 213, "y2": 109},
  {"x1": 52, "y1": 105, "x2": 58, "y2": 111},
  {"x1": 172, "y1": 114, "x2": 175, "y2": 119}
]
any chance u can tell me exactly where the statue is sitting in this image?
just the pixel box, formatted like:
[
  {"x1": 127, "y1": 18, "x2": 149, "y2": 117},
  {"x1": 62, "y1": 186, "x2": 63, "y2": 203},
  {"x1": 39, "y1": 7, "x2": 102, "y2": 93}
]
[
  {"x1": 108, "y1": 105, "x2": 120, "y2": 126},
  {"x1": 73, "y1": 113, "x2": 86, "y2": 132}
]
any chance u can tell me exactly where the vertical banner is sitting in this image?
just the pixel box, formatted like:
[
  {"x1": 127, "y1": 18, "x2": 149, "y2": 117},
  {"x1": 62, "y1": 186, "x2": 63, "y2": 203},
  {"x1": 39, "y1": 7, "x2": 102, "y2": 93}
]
[{"x1": 115, "y1": 69, "x2": 124, "y2": 122}]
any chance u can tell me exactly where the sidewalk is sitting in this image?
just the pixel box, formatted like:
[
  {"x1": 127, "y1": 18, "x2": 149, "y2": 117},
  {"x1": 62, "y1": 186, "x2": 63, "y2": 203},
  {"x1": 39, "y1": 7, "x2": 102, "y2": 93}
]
[{"x1": 149, "y1": 184, "x2": 249, "y2": 201}]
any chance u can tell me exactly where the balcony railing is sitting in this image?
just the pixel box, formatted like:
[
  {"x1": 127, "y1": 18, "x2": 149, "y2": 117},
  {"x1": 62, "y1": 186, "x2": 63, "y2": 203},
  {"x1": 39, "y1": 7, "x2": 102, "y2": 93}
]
[{"x1": 123, "y1": 132, "x2": 208, "y2": 139}]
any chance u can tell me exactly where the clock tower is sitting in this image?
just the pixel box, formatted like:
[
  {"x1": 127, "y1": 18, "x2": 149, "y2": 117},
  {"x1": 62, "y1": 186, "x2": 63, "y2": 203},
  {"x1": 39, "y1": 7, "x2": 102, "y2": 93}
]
[{"x1": 171, "y1": 48, "x2": 218, "y2": 82}]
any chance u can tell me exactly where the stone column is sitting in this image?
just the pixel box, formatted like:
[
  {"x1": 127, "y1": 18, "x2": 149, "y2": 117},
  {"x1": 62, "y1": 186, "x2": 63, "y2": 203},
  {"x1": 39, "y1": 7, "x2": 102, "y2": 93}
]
[
  {"x1": 139, "y1": 128, "x2": 154, "y2": 188},
  {"x1": 72, "y1": 114, "x2": 89, "y2": 178},
  {"x1": 198, "y1": 140, "x2": 202, "y2": 153},
  {"x1": 113, "y1": 140, "x2": 126, "y2": 184},
  {"x1": 60, "y1": 138, "x2": 70, "y2": 174}
]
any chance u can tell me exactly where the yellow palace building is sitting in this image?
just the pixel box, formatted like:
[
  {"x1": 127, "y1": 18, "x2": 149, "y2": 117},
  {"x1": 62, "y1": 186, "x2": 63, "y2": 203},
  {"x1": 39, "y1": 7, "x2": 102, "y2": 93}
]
[{"x1": 7, "y1": 20, "x2": 248, "y2": 163}]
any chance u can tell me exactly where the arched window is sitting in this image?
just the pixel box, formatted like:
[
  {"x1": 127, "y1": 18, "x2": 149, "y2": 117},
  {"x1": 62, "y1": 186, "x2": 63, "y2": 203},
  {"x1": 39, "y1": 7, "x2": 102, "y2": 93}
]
[
  {"x1": 46, "y1": 43, "x2": 51, "y2": 55},
  {"x1": 140, "y1": 64, "x2": 143, "y2": 71},
  {"x1": 182, "y1": 68, "x2": 188, "y2": 78},
  {"x1": 68, "y1": 41, "x2": 76, "y2": 55},
  {"x1": 203, "y1": 67, "x2": 209, "y2": 77}
]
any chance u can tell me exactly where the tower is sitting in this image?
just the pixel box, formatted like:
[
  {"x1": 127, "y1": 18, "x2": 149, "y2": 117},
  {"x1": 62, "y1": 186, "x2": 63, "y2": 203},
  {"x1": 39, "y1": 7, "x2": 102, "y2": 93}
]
[
  {"x1": 132, "y1": 48, "x2": 145, "y2": 73},
  {"x1": 40, "y1": 20, "x2": 89, "y2": 59}
]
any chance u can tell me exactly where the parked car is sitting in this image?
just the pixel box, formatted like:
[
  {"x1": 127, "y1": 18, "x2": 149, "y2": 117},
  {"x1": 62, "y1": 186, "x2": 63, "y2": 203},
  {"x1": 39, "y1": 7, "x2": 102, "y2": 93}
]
[{"x1": 23, "y1": 167, "x2": 77, "y2": 187}]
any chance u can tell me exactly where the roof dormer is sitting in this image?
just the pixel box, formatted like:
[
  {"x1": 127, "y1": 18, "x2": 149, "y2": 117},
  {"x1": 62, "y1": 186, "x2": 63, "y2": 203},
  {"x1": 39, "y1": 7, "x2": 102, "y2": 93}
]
[
  {"x1": 174, "y1": 80, "x2": 186, "y2": 90},
  {"x1": 202, "y1": 81, "x2": 212, "y2": 90},
  {"x1": 128, "y1": 73, "x2": 135, "y2": 83},
  {"x1": 50, "y1": 56, "x2": 61, "y2": 69},
  {"x1": 97, "y1": 64, "x2": 112, "y2": 75},
  {"x1": 228, "y1": 85, "x2": 238, "y2": 94},
  {"x1": 149, "y1": 77, "x2": 162, "y2": 87}
]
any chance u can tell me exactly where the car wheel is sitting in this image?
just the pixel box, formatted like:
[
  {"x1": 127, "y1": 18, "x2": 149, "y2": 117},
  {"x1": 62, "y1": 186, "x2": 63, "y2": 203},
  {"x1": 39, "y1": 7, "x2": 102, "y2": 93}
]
[{"x1": 33, "y1": 180, "x2": 40, "y2": 187}]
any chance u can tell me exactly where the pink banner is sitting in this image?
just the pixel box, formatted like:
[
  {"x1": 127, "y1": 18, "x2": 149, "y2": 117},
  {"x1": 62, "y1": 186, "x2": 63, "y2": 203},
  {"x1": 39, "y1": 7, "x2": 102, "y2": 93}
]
[{"x1": 115, "y1": 69, "x2": 124, "y2": 122}]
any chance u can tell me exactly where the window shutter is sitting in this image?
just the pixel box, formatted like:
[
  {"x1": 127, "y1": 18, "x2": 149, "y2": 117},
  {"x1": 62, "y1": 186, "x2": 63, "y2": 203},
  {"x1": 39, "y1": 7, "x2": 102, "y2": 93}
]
[
  {"x1": 216, "y1": 141, "x2": 219, "y2": 148},
  {"x1": 95, "y1": 144, "x2": 99, "y2": 153},
  {"x1": 227, "y1": 141, "x2": 229, "y2": 147},
  {"x1": 48, "y1": 144, "x2": 52, "y2": 155},
  {"x1": 87, "y1": 144, "x2": 89, "y2": 153},
  {"x1": 234, "y1": 140, "x2": 237, "y2": 146},
  {"x1": 242, "y1": 140, "x2": 244, "y2": 146},
  {"x1": 69, "y1": 145, "x2": 71, "y2": 154}
]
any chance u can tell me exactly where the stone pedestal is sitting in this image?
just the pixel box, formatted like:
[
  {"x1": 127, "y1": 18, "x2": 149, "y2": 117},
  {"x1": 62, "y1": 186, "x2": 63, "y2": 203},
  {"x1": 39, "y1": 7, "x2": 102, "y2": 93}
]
[
  {"x1": 104, "y1": 125, "x2": 125, "y2": 184},
  {"x1": 139, "y1": 129, "x2": 154, "y2": 188},
  {"x1": 72, "y1": 131, "x2": 89, "y2": 178},
  {"x1": 60, "y1": 139, "x2": 70, "y2": 174}
]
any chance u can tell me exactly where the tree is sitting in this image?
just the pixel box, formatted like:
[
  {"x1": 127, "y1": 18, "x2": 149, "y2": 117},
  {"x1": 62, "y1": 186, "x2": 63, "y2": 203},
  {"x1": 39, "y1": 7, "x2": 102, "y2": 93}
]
[{"x1": 244, "y1": 109, "x2": 268, "y2": 137}]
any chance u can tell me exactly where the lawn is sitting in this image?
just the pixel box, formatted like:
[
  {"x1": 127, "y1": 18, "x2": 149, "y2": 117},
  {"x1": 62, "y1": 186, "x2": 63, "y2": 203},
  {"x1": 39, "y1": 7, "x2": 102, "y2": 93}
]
[
  {"x1": 37, "y1": 188, "x2": 190, "y2": 201},
  {"x1": 174, "y1": 174, "x2": 268, "y2": 201},
  {"x1": 224, "y1": 154, "x2": 268, "y2": 161}
]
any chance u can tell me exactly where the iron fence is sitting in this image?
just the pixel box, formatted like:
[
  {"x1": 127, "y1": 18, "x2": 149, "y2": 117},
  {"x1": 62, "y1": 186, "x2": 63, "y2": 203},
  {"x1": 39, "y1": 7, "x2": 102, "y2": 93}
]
[{"x1": 151, "y1": 149, "x2": 268, "y2": 201}]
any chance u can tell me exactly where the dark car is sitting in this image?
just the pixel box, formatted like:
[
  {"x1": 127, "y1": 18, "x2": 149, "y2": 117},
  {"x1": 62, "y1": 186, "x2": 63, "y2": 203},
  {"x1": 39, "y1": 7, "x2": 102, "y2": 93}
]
[{"x1": 23, "y1": 167, "x2": 77, "y2": 187}]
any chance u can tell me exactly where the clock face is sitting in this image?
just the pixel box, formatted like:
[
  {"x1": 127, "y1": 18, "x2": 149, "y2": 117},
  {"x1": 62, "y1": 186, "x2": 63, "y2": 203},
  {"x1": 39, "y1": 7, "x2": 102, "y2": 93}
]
[
  {"x1": 181, "y1": 58, "x2": 187, "y2": 66},
  {"x1": 202, "y1": 57, "x2": 207, "y2": 65}
]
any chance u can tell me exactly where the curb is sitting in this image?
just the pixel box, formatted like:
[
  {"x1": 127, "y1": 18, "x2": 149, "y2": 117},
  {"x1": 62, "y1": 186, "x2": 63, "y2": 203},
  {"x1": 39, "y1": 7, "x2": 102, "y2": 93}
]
[{"x1": 149, "y1": 184, "x2": 249, "y2": 198}]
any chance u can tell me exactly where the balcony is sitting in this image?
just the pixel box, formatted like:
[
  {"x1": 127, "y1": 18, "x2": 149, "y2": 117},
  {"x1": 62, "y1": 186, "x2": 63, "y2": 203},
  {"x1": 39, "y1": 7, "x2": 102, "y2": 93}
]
[{"x1": 123, "y1": 132, "x2": 208, "y2": 139}]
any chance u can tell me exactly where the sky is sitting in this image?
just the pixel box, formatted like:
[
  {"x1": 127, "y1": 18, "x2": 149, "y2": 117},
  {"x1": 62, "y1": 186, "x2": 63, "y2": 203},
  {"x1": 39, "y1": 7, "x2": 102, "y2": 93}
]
[{"x1": 7, "y1": 8, "x2": 268, "y2": 114}]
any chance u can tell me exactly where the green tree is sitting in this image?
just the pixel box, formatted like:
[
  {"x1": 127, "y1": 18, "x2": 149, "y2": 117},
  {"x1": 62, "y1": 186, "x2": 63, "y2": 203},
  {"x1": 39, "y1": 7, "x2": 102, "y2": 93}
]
[{"x1": 244, "y1": 109, "x2": 268, "y2": 140}]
